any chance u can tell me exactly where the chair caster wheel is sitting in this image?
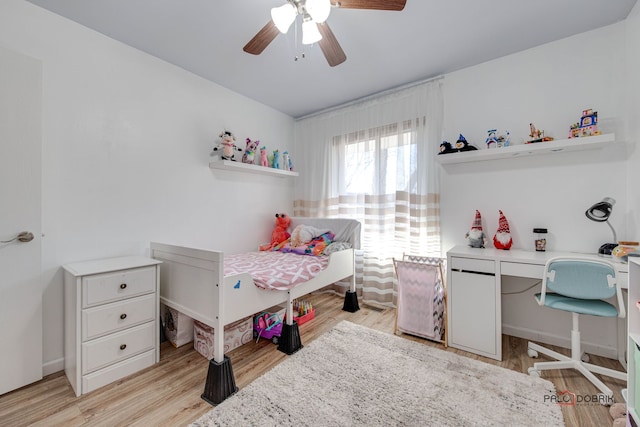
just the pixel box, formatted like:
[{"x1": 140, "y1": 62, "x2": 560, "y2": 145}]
[
  {"x1": 527, "y1": 349, "x2": 538, "y2": 358},
  {"x1": 581, "y1": 353, "x2": 590, "y2": 363},
  {"x1": 528, "y1": 367, "x2": 540, "y2": 378}
]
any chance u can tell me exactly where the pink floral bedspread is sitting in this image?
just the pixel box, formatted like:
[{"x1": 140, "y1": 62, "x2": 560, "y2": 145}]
[{"x1": 224, "y1": 251, "x2": 329, "y2": 291}]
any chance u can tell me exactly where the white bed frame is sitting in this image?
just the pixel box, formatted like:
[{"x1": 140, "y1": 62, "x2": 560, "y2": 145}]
[{"x1": 150, "y1": 217, "x2": 361, "y2": 366}]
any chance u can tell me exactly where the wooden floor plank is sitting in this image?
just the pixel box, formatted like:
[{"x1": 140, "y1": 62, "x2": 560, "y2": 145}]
[{"x1": 0, "y1": 292, "x2": 625, "y2": 426}]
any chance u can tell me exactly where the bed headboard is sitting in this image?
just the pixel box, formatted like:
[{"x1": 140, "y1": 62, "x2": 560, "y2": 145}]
[{"x1": 289, "y1": 217, "x2": 361, "y2": 250}]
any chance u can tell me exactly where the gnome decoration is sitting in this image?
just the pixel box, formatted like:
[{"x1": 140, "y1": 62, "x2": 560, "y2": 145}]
[
  {"x1": 465, "y1": 210, "x2": 487, "y2": 248},
  {"x1": 493, "y1": 210, "x2": 513, "y2": 250}
]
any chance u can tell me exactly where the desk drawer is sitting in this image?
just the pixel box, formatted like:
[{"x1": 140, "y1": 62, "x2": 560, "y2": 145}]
[
  {"x1": 451, "y1": 257, "x2": 495, "y2": 274},
  {"x1": 501, "y1": 262, "x2": 543, "y2": 279}
]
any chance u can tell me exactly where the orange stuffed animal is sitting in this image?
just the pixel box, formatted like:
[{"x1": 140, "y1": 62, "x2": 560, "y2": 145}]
[{"x1": 259, "y1": 213, "x2": 291, "y2": 251}]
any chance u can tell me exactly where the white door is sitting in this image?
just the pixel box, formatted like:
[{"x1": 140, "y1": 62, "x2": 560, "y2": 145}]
[{"x1": 0, "y1": 45, "x2": 43, "y2": 395}]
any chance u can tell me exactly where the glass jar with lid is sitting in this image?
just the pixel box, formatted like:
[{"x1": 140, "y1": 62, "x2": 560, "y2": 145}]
[{"x1": 533, "y1": 228, "x2": 547, "y2": 252}]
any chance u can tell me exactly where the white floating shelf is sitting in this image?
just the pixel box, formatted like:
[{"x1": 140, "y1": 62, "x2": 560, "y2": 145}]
[
  {"x1": 209, "y1": 159, "x2": 299, "y2": 177},
  {"x1": 436, "y1": 133, "x2": 616, "y2": 165}
]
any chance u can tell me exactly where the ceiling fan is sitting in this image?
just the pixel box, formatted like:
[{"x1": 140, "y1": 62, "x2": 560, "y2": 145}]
[{"x1": 243, "y1": 0, "x2": 406, "y2": 67}]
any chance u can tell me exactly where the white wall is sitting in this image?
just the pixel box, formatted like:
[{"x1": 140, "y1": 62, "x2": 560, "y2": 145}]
[
  {"x1": 440, "y1": 18, "x2": 637, "y2": 357},
  {"x1": 626, "y1": 0, "x2": 640, "y2": 237},
  {"x1": 441, "y1": 23, "x2": 628, "y2": 254},
  {"x1": 0, "y1": 0, "x2": 295, "y2": 374}
]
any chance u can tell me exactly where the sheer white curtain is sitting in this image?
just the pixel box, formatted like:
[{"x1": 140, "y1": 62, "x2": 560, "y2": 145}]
[{"x1": 293, "y1": 79, "x2": 444, "y2": 306}]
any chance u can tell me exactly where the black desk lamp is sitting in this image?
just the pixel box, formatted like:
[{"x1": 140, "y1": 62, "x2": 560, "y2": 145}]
[{"x1": 585, "y1": 197, "x2": 618, "y2": 256}]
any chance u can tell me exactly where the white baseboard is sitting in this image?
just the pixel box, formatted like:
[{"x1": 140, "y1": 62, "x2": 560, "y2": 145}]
[
  {"x1": 502, "y1": 324, "x2": 618, "y2": 360},
  {"x1": 43, "y1": 358, "x2": 64, "y2": 377}
]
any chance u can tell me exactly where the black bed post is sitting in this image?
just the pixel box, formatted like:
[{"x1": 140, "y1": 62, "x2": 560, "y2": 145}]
[
  {"x1": 278, "y1": 321, "x2": 303, "y2": 355},
  {"x1": 342, "y1": 290, "x2": 360, "y2": 312},
  {"x1": 201, "y1": 355, "x2": 238, "y2": 405}
]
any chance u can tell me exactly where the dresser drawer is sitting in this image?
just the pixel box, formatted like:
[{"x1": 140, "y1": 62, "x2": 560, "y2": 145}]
[
  {"x1": 82, "y1": 350, "x2": 156, "y2": 394},
  {"x1": 82, "y1": 322, "x2": 155, "y2": 375},
  {"x1": 82, "y1": 294, "x2": 156, "y2": 341},
  {"x1": 82, "y1": 266, "x2": 156, "y2": 308}
]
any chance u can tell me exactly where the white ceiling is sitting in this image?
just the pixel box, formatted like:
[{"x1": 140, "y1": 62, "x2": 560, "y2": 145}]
[{"x1": 25, "y1": 0, "x2": 637, "y2": 118}]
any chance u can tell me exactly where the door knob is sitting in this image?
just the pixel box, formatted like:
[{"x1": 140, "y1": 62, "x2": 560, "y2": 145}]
[
  {"x1": 1, "y1": 231, "x2": 34, "y2": 243},
  {"x1": 17, "y1": 232, "x2": 34, "y2": 242}
]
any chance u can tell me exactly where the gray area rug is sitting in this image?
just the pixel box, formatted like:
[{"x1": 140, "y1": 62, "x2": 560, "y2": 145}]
[{"x1": 190, "y1": 321, "x2": 564, "y2": 426}]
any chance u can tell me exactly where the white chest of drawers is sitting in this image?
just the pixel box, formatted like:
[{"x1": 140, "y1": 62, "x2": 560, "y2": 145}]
[{"x1": 63, "y1": 256, "x2": 162, "y2": 396}]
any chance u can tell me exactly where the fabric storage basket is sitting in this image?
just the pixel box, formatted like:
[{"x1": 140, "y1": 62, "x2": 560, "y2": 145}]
[
  {"x1": 161, "y1": 303, "x2": 194, "y2": 348},
  {"x1": 193, "y1": 316, "x2": 252, "y2": 360}
]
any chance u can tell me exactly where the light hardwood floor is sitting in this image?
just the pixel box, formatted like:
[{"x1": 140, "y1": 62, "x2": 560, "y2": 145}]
[{"x1": 0, "y1": 293, "x2": 626, "y2": 426}]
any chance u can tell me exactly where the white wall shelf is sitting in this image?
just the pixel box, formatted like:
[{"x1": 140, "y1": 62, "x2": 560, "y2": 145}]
[
  {"x1": 209, "y1": 159, "x2": 299, "y2": 177},
  {"x1": 436, "y1": 133, "x2": 616, "y2": 165}
]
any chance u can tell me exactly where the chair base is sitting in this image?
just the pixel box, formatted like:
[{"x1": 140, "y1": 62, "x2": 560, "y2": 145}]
[{"x1": 527, "y1": 341, "x2": 627, "y2": 404}]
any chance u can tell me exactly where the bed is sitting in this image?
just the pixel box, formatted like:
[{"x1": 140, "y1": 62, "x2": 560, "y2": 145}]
[{"x1": 150, "y1": 217, "x2": 361, "y2": 404}]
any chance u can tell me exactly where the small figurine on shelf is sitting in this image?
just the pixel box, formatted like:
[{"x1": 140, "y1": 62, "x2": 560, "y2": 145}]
[
  {"x1": 287, "y1": 152, "x2": 294, "y2": 171},
  {"x1": 260, "y1": 146, "x2": 269, "y2": 167},
  {"x1": 439, "y1": 141, "x2": 456, "y2": 154},
  {"x1": 242, "y1": 138, "x2": 260, "y2": 165},
  {"x1": 454, "y1": 134, "x2": 477, "y2": 152},
  {"x1": 465, "y1": 210, "x2": 487, "y2": 248},
  {"x1": 282, "y1": 151, "x2": 291, "y2": 171},
  {"x1": 527, "y1": 123, "x2": 554, "y2": 144},
  {"x1": 272, "y1": 149, "x2": 281, "y2": 169},
  {"x1": 493, "y1": 210, "x2": 513, "y2": 250},
  {"x1": 213, "y1": 130, "x2": 243, "y2": 161},
  {"x1": 486, "y1": 129, "x2": 499, "y2": 148},
  {"x1": 499, "y1": 131, "x2": 511, "y2": 147},
  {"x1": 569, "y1": 108, "x2": 601, "y2": 138},
  {"x1": 486, "y1": 129, "x2": 511, "y2": 148}
]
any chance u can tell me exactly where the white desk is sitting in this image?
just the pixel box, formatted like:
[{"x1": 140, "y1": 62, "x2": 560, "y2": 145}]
[{"x1": 446, "y1": 245, "x2": 629, "y2": 363}]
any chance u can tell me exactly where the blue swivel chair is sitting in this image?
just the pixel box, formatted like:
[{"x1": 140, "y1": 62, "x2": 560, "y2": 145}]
[{"x1": 527, "y1": 257, "x2": 627, "y2": 402}]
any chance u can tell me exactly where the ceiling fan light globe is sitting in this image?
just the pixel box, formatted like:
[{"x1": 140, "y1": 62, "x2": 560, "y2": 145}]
[
  {"x1": 306, "y1": 0, "x2": 331, "y2": 23},
  {"x1": 302, "y1": 20, "x2": 323, "y2": 44},
  {"x1": 271, "y1": 3, "x2": 297, "y2": 33}
]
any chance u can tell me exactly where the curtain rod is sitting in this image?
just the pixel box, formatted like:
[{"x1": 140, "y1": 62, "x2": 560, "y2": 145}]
[{"x1": 295, "y1": 74, "x2": 444, "y2": 121}]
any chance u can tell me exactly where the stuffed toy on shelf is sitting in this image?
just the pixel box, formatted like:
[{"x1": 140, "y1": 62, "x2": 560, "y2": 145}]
[
  {"x1": 493, "y1": 210, "x2": 513, "y2": 250},
  {"x1": 438, "y1": 141, "x2": 456, "y2": 154},
  {"x1": 213, "y1": 130, "x2": 243, "y2": 161},
  {"x1": 242, "y1": 138, "x2": 260, "y2": 165},
  {"x1": 455, "y1": 134, "x2": 477, "y2": 152},
  {"x1": 259, "y1": 213, "x2": 291, "y2": 251},
  {"x1": 465, "y1": 210, "x2": 487, "y2": 248}
]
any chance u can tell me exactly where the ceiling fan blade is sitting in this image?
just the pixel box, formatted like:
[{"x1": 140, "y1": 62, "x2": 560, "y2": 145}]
[
  {"x1": 243, "y1": 20, "x2": 280, "y2": 55},
  {"x1": 330, "y1": 0, "x2": 406, "y2": 11},
  {"x1": 317, "y1": 22, "x2": 347, "y2": 67}
]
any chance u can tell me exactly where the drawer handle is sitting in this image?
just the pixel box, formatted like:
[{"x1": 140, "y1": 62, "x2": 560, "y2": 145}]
[
  {"x1": 120, "y1": 344, "x2": 127, "y2": 351},
  {"x1": 120, "y1": 313, "x2": 127, "y2": 320},
  {"x1": 120, "y1": 283, "x2": 127, "y2": 289}
]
